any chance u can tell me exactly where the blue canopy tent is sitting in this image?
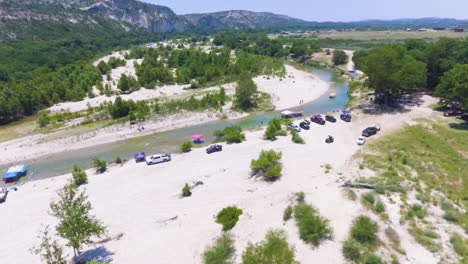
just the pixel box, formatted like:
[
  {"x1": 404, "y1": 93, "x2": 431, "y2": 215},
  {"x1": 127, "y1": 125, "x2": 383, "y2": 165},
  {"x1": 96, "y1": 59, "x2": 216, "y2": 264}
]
[{"x1": 3, "y1": 165, "x2": 28, "y2": 182}]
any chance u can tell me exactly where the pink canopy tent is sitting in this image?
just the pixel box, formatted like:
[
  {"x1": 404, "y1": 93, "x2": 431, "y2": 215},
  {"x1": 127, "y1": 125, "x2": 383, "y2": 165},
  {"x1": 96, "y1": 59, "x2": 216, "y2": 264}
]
[{"x1": 191, "y1": 134, "x2": 203, "y2": 140}]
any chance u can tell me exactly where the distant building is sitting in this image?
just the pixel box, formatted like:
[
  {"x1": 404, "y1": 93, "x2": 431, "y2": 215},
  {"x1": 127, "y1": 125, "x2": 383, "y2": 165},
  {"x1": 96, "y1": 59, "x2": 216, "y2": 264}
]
[{"x1": 453, "y1": 28, "x2": 465, "y2": 32}]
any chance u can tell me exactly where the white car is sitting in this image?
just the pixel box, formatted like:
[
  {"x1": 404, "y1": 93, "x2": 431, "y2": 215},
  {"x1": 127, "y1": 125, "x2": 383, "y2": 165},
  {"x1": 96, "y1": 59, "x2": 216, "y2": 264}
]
[
  {"x1": 287, "y1": 124, "x2": 301, "y2": 132},
  {"x1": 146, "y1": 154, "x2": 171, "y2": 165},
  {"x1": 356, "y1": 136, "x2": 367, "y2": 145}
]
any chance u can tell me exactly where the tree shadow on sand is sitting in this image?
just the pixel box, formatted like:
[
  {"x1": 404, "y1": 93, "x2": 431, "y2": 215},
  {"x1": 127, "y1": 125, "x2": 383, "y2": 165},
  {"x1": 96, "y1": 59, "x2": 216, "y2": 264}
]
[{"x1": 78, "y1": 246, "x2": 114, "y2": 263}]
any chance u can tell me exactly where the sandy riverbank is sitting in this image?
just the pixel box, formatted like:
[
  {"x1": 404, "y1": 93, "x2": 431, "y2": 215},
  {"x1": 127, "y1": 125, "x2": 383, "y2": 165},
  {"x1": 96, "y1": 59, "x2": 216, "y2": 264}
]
[
  {"x1": 1, "y1": 65, "x2": 328, "y2": 166},
  {"x1": 0, "y1": 96, "x2": 446, "y2": 264}
]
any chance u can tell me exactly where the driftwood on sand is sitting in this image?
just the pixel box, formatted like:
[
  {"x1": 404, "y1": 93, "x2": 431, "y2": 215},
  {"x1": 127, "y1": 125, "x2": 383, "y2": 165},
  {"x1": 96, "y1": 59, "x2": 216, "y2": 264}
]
[{"x1": 341, "y1": 181, "x2": 402, "y2": 190}]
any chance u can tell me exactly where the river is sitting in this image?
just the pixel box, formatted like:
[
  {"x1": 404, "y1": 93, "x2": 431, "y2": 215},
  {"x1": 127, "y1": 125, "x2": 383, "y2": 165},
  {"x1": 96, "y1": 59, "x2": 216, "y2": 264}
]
[{"x1": 4, "y1": 68, "x2": 350, "y2": 183}]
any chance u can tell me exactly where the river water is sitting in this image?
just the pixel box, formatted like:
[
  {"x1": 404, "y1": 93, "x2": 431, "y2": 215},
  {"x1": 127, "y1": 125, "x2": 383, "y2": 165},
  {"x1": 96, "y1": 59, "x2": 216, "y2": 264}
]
[{"x1": 5, "y1": 68, "x2": 350, "y2": 182}]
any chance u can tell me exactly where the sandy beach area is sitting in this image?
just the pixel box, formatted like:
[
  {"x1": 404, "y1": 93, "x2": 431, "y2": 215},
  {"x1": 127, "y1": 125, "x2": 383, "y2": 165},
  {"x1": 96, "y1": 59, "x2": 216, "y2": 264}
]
[
  {"x1": 0, "y1": 96, "x2": 447, "y2": 264},
  {"x1": 1, "y1": 65, "x2": 328, "y2": 166}
]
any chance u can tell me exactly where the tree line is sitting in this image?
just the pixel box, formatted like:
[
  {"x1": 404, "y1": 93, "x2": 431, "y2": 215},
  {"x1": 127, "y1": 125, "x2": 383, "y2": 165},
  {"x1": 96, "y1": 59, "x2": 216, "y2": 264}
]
[{"x1": 354, "y1": 38, "x2": 468, "y2": 108}]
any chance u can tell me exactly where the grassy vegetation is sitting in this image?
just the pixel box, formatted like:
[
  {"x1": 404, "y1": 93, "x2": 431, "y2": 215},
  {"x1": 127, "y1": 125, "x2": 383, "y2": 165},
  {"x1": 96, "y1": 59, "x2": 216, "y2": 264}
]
[
  {"x1": 293, "y1": 203, "x2": 333, "y2": 246},
  {"x1": 343, "y1": 215, "x2": 381, "y2": 263},
  {"x1": 202, "y1": 233, "x2": 235, "y2": 264},
  {"x1": 181, "y1": 141, "x2": 193, "y2": 153},
  {"x1": 241, "y1": 230, "x2": 298, "y2": 264},
  {"x1": 283, "y1": 206, "x2": 293, "y2": 222},
  {"x1": 250, "y1": 150, "x2": 283, "y2": 181},
  {"x1": 361, "y1": 192, "x2": 387, "y2": 219},
  {"x1": 450, "y1": 233, "x2": 468, "y2": 263},
  {"x1": 290, "y1": 130, "x2": 305, "y2": 144},
  {"x1": 408, "y1": 223, "x2": 440, "y2": 253},
  {"x1": 359, "y1": 121, "x2": 468, "y2": 230},
  {"x1": 385, "y1": 227, "x2": 406, "y2": 255},
  {"x1": 214, "y1": 125, "x2": 245, "y2": 143}
]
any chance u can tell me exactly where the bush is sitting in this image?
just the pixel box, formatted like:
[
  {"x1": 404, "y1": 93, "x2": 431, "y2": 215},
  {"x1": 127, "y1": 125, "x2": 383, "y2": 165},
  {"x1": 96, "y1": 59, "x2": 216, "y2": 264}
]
[
  {"x1": 250, "y1": 150, "x2": 282, "y2": 181},
  {"x1": 241, "y1": 230, "x2": 298, "y2": 264},
  {"x1": 293, "y1": 203, "x2": 333, "y2": 246},
  {"x1": 407, "y1": 204, "x2": 426, "y2": 219},
  {"x1": 92, "y1": 157, "x2": 107, "y2": 173},
  {"x1": 182, "y1": 184, "x2": 192, "y2": 197},
  {"x1": 295, "y1": 192, "x2": 305, "y2": 203},
  {"x1": 365, "y1": 255, "x2": 384, "y2": 264},
  {"x1": 202, "y1": 233, "x2": 235, "y2": 264},
  {"x1": 291, "y1": 130, "x2": 305, "y2": 144},
  {"x1": 375, "y1": 184, "x2": 386, "y2": 194},
  {"x1": 332, "y1": 49, "x2": 349, "y2": 65},
  {"x1": 71, "y1": 164, "x2": 88, "y2": 186},
  {"x1": 362, "y1": 192, "x2": 376, "y2": 205},
  {"x1": 37, "y1": 111, "x2": 51, "y2": 128},
  {"x1": 263, "y1": 118, "x2": 283, "y2": 140},
  {"x1": 443, "y1": 210, "x2": 459, "y2": 222},
  {"x1": 283, "y1": 206, "x2": 293, "y2": 222},
  {"x1": 450, "y1": 233, "x2": 468, "y2": 259},
  {"x1": 181, "y1": 141, "x2": 193, "y2": 153},
  {"x1": 115, "y1": 156, "x2": 122, "y2": 164},
  {"x1": 375, "y1": 200, "x2": 386, "y2": 213},
  {"x1": 216, "y1": 206, "x2": 243, "y2": 231},
  {"x1": 214, "y1": 126, "x2": 245, "y2": 143},
  {"x1": 342, "y1": 239, "x2": 362, "y2": 261},
  {"x1": 351, "y1": 216, "x2": 379, "y2": 245}
]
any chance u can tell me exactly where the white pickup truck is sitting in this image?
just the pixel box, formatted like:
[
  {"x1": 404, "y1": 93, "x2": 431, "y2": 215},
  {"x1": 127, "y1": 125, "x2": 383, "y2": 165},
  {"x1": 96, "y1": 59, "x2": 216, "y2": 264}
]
[{"x1": 146, "y1": 154, "x2": 171, "y2": 165}]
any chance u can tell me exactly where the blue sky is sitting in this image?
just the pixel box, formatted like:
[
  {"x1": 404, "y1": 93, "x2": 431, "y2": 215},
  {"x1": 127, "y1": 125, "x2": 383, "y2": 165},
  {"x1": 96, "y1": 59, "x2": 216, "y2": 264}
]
[{"x1": 144, "y1": 0, "x2": 468, "y2": 22}]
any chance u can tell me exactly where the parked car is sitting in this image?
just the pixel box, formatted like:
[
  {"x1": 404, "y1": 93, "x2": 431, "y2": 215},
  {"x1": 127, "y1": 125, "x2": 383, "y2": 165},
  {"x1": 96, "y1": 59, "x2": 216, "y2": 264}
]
[
  {"x1": 444, "y1": 109, "x2": 462, "y2": 117},
  {"x1": 206, "y1": 145, "x2": 223, "y2": 154},
  {"x1": 134, "y1": 152, "x2": 146, "y2": 163},
  {"x1": 287, "y1": 124, "x2": 301, "y2": 132},
  {"x1": 310, "y1": 115, "x2": 325, "y2": 125},
  {"x1": 356, "y1": 136, "x2": 367, "y2": 145},
  {"x1": 146, "y1": 154, "x2": 171, "y2": 165},
  {"x1": 456, "y1": 113, "x2": 468, "y2": 121},
  {"x1": 325, "y1": 135, "x2": 334, "y2": 144},
  {"x1": 362, "y1": 127, "x2": 378, "y2": 137},
  {"x1": 340, "y1": 114, "x2": 351, "y2": 122},
  {"x1": 302, "y1": 119, "x2": 310, "y2": 125},
  {"x1": 374, "y1": 124, "x2": 381, "y2": 131},
  {"x1": 325, "y1": 115, "x2": 337, "y2": 123},
  {"x1": 299, "y1": 121, "x2": 310, "y2": 130}
]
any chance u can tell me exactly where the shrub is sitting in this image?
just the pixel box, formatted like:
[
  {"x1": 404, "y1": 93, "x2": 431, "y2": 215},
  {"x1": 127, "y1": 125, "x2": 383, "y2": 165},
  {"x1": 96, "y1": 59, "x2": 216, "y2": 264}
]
[
  {"x1": 115, "y1": 156, "x2": 122, "y2": 164},
  {"x1": 214, "y1": 126, "x2": 245, "y2": 143},
  {"x1": 37, "y1": 111, "x2": 51, "y2": 128},
  {"x1": 263, "y1": 118, "x2": 283, "y2": 140},
  {"x1": 443, "y1": 210, "x2": 459, "y2": 222},
  {"x1": 345, "y1": 189, "x2": 357, "y2": 201},
  {"x1": 375, "y1": 184, "x2": 386, "y2": 194},
  {"x1": 375, "y1": 200, "x2": 386, "y2": 213},
  {"x1": 450, "y1": 233, "x2": 468, "y2": 258},
  {"x1": 362, "y1": 192, "x2": 376, "y2": 205},
  {"x1": 351, "y1": 216, "x2": 379, "y2": 245},
  {"x1": 216, "y1": 206, "x2": 243, "y2": 231},
  {"x1": 92, "y1": 157, "x2": 107, "y2": 173},
  {"x1": 293, "y1": 203, "x2": 333, "y2": 246},
  {"x1": 250, "y1": 150, "x2": 282, "y2": 181},
  {"x1": 202, "y1": 233, "x2": 235, "y2": 264},
  {"x1": 407, "y1": 204, "x2": 426, "y2": 219},
  {"x1": 342, "y1": 239, "x2": 362, "y2": 261},
  {"x1": 324, "y1": 164, "x2": 332, "y2": 173},
  {"x1": 365, "y1": 254, "x2": 384, "y2": 264},
  {"x1": 291, "y1": 130, "x2": 305, "y2": 144},
  {"x1": 181, "y1": 141, "x2": 193, "y2": 153},
  {"x1": 241, "y1": 230, "x2": 298, "y2": 264},
  {"x1": 283, "y1": 206, "x2": 293, "y2": 222},
  {"x1": 71, "y1": 164, "x2": 88, "y2": 186},
  {"x1": 295, "y1": 192, "x2": 305, "y2": 203},
  {"x1": 182, "y1": 184, "x2": 192, "y2": 197}
]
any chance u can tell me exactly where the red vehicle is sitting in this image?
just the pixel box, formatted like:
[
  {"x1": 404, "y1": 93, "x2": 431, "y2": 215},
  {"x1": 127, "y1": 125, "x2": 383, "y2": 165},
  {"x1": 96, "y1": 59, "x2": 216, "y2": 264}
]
[{"x1": 310, "y1": 114, "x2": 325, "y2": 125}]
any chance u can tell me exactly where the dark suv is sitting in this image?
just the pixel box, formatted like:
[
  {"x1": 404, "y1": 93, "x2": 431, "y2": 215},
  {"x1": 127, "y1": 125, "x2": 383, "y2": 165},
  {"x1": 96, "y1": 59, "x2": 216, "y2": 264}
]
[
  {"x1": 206, "y1": 145, "x2": 222, "y2": 154},
  {"x1": 325, "y1": 115, "x2": 337, "y2": 123},
  {"x1": 340, "y1": 114, "x2": 351, "y2": 122},
  {"x1": 299, "y1": 121, "x2": 310, "y2": 130},
  {"x1": 310, "y1": 115, "x2": 325, "y2": 125},
  {"x1": 362, "y1": 127, "x2": 378, "y2": 137}
]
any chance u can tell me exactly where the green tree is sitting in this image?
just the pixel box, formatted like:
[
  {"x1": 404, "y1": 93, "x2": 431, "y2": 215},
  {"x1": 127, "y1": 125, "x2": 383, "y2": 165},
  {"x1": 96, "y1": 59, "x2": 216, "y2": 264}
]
[
  {"x1": 435, "y1": 64, "x2": 468, "y2": 109},
  {"x1": 264, "y1": 118, "x2": 283, "y2": 140},
  {"x1": 33, "y1": 226, "x2": 68, "y2": 264},
  {"x1": 234, "y1": 73, "x2": 257, "y2": 110},
  {"x1": 109, "y1": 97, "x2": 129, "y2": 119},
  {"x1": 216, "y1": 206, "x2": 243, "y2": 231},
  {"x1": 71, "y1": 164, "x2": 88, "y2": 186},
  {"x1": 332, "y1": 50, "x2": 348, "y2": 65},
  {"x1": 363, "y1": 45, "x2": 427, "y2": 103},
  {"x1": 242, "y1": 230, "x2": 299, "y2": 264},
  {"x1": 214, "y1": 125, "x2": 245, "y2": 143},
  {"x1": 50, "y1": 183, "x2": 106, "y2": 261}
]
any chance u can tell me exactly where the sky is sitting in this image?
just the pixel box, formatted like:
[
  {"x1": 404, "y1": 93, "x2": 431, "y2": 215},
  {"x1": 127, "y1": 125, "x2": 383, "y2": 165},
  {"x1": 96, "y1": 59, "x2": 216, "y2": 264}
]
[{"x1": 144, "y1": 0, "x2": 468, "y2": 22}]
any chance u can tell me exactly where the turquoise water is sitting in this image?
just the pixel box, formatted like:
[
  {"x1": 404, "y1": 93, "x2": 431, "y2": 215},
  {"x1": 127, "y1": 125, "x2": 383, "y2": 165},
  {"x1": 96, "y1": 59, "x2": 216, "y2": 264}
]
[{"x1": 5, "y1": 68, "x2": 349, "y2": 182}]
